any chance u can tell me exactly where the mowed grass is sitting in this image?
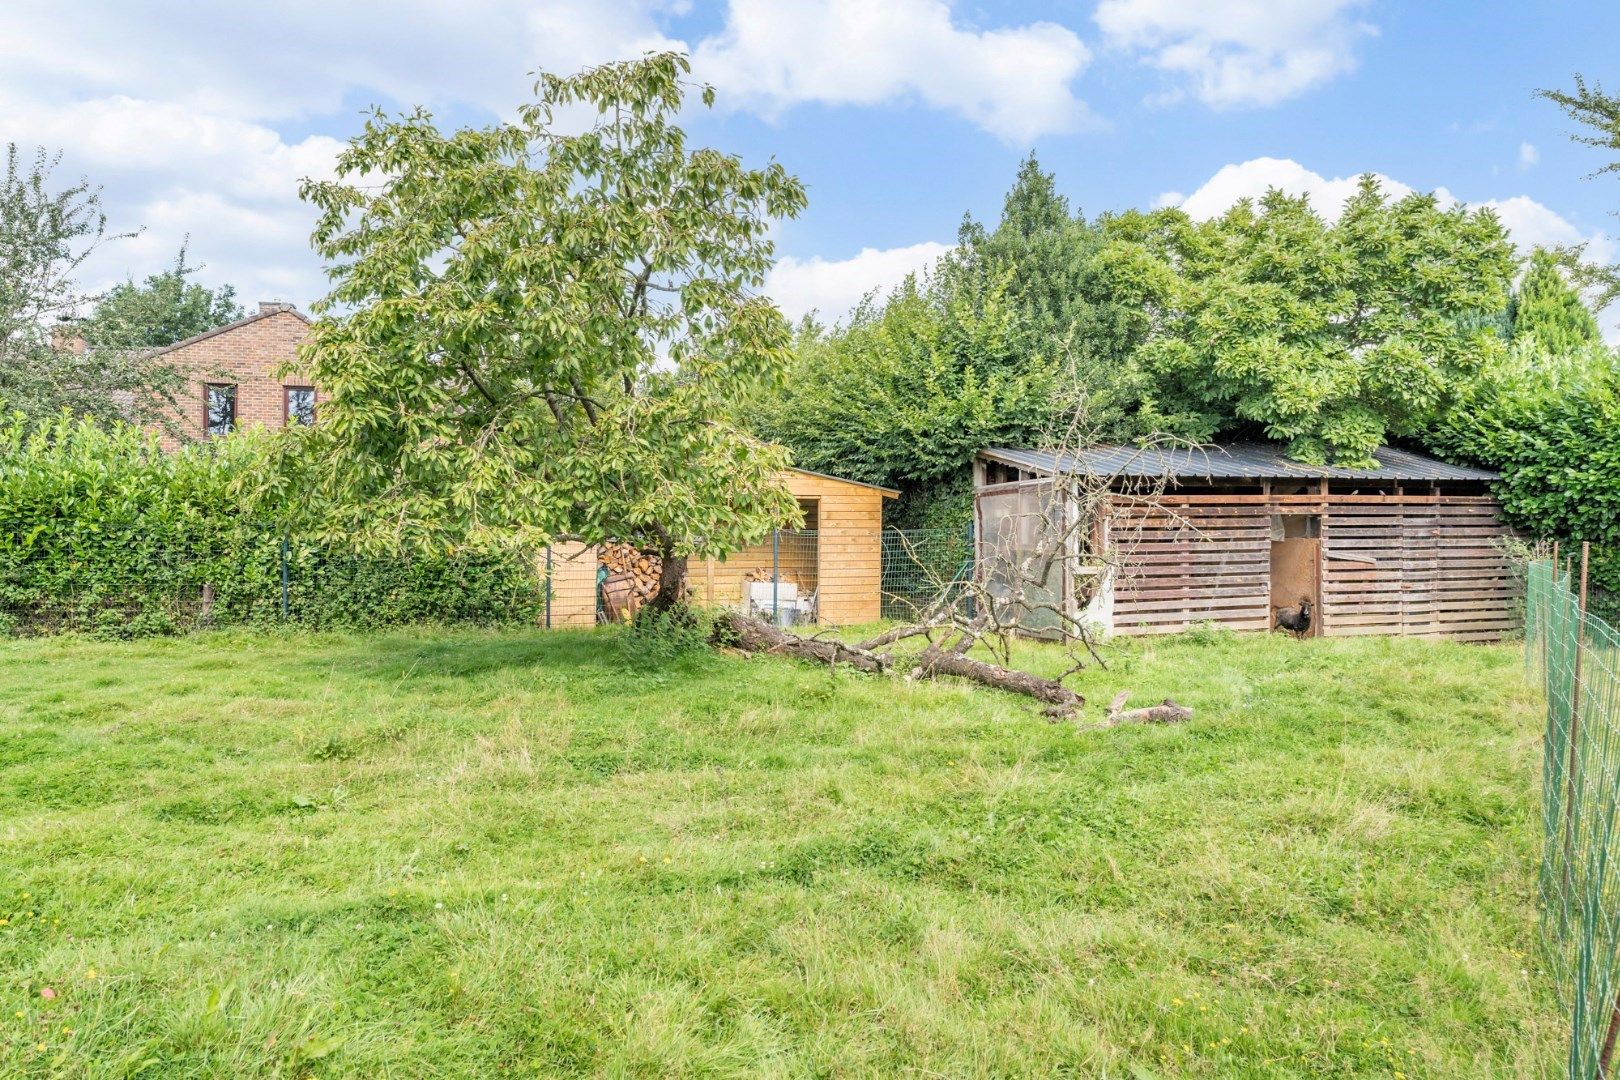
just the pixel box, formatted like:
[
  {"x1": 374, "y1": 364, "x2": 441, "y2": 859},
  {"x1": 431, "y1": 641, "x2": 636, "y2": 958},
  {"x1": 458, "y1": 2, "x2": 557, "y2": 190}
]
[{"x1": 0, "y1": 625, "x2": 1559, "y2": 1078}]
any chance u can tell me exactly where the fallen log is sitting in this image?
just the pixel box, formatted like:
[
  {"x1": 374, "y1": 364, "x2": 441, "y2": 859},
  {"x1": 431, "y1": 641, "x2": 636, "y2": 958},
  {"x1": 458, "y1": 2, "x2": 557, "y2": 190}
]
[
  {"x1": 910, "y1": 641, "x2": 1083, "y2": 720},
  {"x1": 1102, "y1": 690, "x2": 1193, "y2": 728},
  {"x1": 716, "y1": 611, "x2": 887, "y2": 673}
]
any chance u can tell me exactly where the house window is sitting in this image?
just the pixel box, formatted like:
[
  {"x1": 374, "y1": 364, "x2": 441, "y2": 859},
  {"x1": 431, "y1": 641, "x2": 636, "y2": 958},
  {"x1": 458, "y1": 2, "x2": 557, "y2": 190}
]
[
  {"x1": 204, "y1": 384, "x2": 236, "y2": 437},
  {"x1": 285, "y1": 386, "x2": 316, "y2": 426}
]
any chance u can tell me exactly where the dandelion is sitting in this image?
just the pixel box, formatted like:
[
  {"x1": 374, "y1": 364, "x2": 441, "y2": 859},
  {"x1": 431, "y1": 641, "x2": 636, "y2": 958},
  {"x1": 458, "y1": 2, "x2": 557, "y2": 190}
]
[
  {"x1": 85, "y1": 969, "x2": 96, "y2": 980},
  {"x1": 35, "y1": 1043, "x2": 46, "y2": 1052},
  {"x1": 662, "y1": 856, "x2": 672, "y2": 865}
]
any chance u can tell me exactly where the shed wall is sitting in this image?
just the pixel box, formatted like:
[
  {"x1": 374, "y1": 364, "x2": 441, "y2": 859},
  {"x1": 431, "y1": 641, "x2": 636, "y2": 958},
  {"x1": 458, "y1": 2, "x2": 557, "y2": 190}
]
[
  {"x1": 543, "y1": 471, "x2": 893, "y2": 628},
  {"x1": 1111, "y1": 499, "x2": 1273, "y2": 634},
  {"x1": 1110, "y1": 494, "x2": 1518, "y2": 640},
  {"x1": 1319, "y1": 497, "x2": 1517, "y2": 641}
]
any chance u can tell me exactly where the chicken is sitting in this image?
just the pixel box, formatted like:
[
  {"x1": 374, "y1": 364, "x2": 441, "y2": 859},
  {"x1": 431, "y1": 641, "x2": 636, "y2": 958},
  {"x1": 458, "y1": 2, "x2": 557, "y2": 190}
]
[{"x1": 1275, "y1": 598, "x2": 1313, "y2": 637}]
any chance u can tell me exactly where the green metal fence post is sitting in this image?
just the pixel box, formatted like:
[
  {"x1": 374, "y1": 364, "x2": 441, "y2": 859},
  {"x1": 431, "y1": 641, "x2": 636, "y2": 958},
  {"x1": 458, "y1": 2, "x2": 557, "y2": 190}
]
[
  {"x1": 965, "y1": 520, "x2": 976, "y2": 620},
  {"x1": 279, "y1": 536, "x2": 289, "y2": 621},
  {"x1": 545, "y1": 546, "x2": 553, "y2": 629},
  {"x1": 771, "y1": 529, "x2": 780, "y2": 623}
]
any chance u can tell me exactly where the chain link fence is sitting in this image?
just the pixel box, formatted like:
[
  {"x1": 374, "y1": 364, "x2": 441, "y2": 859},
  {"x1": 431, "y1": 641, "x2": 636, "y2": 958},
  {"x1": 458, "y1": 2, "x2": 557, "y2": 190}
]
[{"x1": 1528, "y1": 553, "x2": 1620, "y2": 1078}]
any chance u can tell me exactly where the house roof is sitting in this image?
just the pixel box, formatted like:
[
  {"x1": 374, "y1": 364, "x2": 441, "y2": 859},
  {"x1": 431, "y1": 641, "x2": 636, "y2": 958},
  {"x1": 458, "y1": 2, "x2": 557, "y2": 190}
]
[
  {"x1": 979, "y1": 442, "x2": 1498, "y2": 483},
  {"x1": 146, "y1": 303, "x2": 310, "y2": 357},
  {"x1": 788, "y1": 467, "x2": 900, "y2": 497}
]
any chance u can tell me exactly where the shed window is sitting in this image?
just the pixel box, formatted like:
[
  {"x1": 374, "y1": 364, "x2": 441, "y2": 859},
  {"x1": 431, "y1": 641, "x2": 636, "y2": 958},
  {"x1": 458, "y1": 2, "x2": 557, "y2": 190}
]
[
  {"x1": 204, "y1": 383, "x2": 236, "y2": 437},
  {"x1": 285, "y1": 386, "x2": 316, "y2": 426}
]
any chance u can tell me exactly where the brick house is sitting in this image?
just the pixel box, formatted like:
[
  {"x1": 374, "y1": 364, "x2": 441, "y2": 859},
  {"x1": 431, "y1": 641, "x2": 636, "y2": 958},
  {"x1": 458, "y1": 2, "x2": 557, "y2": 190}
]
[{"x1": 150, "y1": 302, "x2": 317, "y2": 449}]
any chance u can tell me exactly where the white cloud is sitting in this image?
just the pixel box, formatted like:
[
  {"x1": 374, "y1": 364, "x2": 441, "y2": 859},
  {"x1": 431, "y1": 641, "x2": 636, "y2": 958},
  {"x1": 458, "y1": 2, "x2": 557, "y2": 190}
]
[
  {"x1": 1152, "y1": 190, "x2": 1185, "y2": 209},
  {"x1": 1169, "y1": 156, "x2": 1620, "y2": 341},
  {"x1": 696, "y1": 0, "x2": 1092, "y2": 142},
  {"x1": 1518, "y1": 141, "x2": 1539, "y2": 170},
  {"x1": 1094, "y1": 0, "x2": 1376, "y2": 108},
  {"x1": 0, "y1": 1, "x2": 1095, "y2": 313},
  {"x1": 1174, "y1": 156, "x2": 1401, "y2": 220},
  {"x1": 766, "y1": 241, "x2": 952, "y2": 323}
]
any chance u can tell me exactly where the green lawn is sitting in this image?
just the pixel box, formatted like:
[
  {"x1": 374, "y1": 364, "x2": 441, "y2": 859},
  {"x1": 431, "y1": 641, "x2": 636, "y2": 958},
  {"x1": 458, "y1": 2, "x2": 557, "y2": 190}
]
[{"x1": 0, "y1": 626, "x2": 1558, "y2": 1077}]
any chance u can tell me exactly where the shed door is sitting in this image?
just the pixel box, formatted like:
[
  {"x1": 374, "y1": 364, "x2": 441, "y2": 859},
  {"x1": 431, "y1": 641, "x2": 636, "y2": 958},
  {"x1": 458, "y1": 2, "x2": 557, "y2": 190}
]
[{"x1": 1269, "y1": 514, "x2": 1321, "y2": 636}]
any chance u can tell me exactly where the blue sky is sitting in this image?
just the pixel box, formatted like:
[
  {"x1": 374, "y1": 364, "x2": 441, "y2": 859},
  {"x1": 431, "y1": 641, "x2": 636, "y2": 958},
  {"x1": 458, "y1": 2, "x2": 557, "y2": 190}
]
[{"x1": 3, "y1": 1, "x2": 1617, "y2": 333}]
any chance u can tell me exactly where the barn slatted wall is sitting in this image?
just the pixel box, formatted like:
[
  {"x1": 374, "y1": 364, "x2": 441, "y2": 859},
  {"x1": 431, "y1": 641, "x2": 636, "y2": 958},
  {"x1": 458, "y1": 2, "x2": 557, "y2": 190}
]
[
  {"x1": 1320, "y1": 496, "x2": 1519, "y2": 641},
  {"x1": 1111, "y1": 500, "x2": 1273, "y2": 635}
]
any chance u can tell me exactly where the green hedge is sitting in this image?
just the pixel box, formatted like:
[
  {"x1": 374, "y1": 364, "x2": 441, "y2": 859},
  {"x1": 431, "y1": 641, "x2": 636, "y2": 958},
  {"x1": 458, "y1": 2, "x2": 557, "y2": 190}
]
[
  {"x1": 1430, "y1": 345, "x2": 1620, "y2": 617},
  {"x1": 0, "y1": 415, "x2": 545, "y2": 637}
]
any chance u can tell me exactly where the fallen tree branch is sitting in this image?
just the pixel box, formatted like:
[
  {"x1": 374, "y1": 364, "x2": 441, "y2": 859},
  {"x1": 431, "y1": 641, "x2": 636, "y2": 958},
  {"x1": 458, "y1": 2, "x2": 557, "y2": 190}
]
[
  {"x1": 716, "y1": 611, "x2": 887, "y2": 673},
  {"x1": 910, "y1": 641, "x2": 1083, "y2": 720},
  {"x1": 1101, "y1": 690, "x2": 1193, "y2": 728}
]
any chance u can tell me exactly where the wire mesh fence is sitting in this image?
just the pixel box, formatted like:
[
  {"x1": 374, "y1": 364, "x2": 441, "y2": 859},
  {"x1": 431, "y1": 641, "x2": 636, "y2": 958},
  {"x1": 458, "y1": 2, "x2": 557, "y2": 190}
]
[
  {"x1": 880, "y1": 527, "x2": 974, "y2": 621},
  {"x1": 1528, "y1": 553, "x2": 1620, "y2": 1079}
]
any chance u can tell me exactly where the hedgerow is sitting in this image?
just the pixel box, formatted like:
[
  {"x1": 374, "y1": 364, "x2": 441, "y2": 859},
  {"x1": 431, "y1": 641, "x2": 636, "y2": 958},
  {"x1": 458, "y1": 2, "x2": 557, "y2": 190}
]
[
  {"x1": 0, "y1": 415, "x2": 544, "y2": 637},
  {"x1": 1431, "y1": 344, "x2": 1620, "y2": 614}
]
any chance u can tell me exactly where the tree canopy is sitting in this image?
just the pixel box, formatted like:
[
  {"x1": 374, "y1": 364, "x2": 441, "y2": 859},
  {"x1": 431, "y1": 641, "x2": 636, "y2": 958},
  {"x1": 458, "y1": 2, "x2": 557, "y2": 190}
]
[
  {"x1": 1093, "y1": 177, "x2": 1517, "y2": 466},
  {"x1": 79, "y1": 244, "x2": 242, "y2": 350},
  {"x1": 0, "y1": 144, "x2": 184, "y2": 425},
  {"x1": 760, "y1": 155, "x2": 1143, "y2": 528},
  {"x1": 273, "y1": 53, "x2": 807, "y2": 606}
]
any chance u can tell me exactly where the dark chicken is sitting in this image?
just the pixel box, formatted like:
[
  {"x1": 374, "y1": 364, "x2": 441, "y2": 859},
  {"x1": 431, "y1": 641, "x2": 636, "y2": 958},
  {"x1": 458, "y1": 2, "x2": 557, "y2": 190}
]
[{"x1": 1275, "y1": 598, "x2": 1313, "y2": 636}]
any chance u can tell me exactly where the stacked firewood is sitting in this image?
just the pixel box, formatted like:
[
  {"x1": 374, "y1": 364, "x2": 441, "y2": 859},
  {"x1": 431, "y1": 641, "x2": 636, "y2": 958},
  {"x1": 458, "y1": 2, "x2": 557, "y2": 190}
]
[{"x1": 600, "y1": 543, "x2": 662, "y2": 601}]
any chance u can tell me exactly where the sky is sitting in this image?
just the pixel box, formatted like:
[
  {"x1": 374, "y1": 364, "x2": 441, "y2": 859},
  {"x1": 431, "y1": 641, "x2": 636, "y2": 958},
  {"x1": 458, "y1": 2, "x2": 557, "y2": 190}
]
[{"x1": 4, "y1": 0, "x2": 1618, "y2": 336}]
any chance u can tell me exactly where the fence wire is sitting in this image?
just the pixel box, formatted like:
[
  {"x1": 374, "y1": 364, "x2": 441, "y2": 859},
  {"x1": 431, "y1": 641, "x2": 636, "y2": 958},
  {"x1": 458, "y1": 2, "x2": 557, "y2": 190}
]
[
  {"x1": 880, "y1": 527, "x2": 974, "y2": 622},
  {"x1": 1528, "y1": 557, "x2": 1620, "y2": 1079}
]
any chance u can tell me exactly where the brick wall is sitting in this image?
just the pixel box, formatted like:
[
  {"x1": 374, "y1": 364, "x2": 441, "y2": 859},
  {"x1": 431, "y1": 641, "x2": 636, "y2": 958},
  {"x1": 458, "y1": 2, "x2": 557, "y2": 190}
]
[{"x1": 155, "y1": 304, "x2": 318, "y2": 450}]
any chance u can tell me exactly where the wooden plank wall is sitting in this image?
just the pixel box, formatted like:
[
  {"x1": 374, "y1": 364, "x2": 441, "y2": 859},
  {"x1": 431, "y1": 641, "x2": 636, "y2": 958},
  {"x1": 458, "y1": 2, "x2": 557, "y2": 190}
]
[
  {"x1": 543, "y1": 471, "x2": 893, "y2": 628},
  {"x1": 785, "y1": 471, "x2": 888, "y2": 625},
  {"x1": 1111, "y1": 500, "x2": 1274, "y2": 635},
  {"x1": 1320, "y1": 496, "x2": 1518, "y2": 641}
]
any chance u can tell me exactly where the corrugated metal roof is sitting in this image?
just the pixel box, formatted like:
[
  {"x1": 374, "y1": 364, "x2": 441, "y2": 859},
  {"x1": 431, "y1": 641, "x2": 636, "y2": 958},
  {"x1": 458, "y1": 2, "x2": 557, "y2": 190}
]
[{"x1": 980, "y1": 442, "x2": 1498, "y2": 482}]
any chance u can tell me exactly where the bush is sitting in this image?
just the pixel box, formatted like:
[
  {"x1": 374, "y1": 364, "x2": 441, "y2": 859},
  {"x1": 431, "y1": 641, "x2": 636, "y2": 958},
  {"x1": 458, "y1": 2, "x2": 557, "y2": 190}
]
[
  {"x1": 0, "y1": 414, "x2": 545, "y2": 636},
  {"x1": 1430, "y1": 344, "x2": 1620, "y2": 598}
]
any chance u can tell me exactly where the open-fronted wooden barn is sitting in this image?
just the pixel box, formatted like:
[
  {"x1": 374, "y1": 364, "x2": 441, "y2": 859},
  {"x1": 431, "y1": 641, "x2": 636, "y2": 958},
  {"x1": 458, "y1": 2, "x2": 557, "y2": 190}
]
[{"x1": 974, "y1": 443, "x2": 1519, "y2": 641}]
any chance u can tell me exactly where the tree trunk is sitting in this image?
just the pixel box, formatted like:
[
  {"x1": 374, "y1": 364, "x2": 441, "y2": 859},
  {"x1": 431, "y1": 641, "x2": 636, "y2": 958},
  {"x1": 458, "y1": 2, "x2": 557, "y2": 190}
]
[
  {"x1": 910, "y1": 642, "x2": 1083, "y2": 719},
  {"x1": 715, "y1": 611, "x2": 887, "y2": 673},
  {"x1": 647, "y1": 550, "x2": 688, "y2": 611}
]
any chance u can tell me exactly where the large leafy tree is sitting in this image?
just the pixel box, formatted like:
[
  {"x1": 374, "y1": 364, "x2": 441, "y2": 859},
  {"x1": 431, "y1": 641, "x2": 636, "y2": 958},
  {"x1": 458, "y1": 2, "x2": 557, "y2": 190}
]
[
  {"x1": 0, "y1": 144, "x2": 184, "y2": 425},
  {"x1": 1094, "y1": 177, "x2": 1516, "y2": 465},
  {"x1": 763, "y1": 263, "x2": 1057, "y2": 527},
  {"x1": 762, "y1": 157, "x2": 1142, "y2": 529},
  {"x1": 79, "y1": 243, "x2": 243, "y2": 350},
  {"x1": 274, "y1": 53, "x2": 806, "y2": 608}
]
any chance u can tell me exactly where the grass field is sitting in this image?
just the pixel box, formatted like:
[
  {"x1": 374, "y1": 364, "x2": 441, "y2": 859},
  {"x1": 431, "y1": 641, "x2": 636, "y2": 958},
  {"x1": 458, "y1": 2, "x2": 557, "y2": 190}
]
[{"x1": 0, "y1": 625, "x2": 1559, "y2": 1077}]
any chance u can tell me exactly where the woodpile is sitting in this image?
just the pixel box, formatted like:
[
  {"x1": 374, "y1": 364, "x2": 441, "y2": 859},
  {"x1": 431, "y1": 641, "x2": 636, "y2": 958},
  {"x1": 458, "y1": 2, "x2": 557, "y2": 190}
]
[{"x1": 600, "y1": 543, "x2": 662, "y2": 603}]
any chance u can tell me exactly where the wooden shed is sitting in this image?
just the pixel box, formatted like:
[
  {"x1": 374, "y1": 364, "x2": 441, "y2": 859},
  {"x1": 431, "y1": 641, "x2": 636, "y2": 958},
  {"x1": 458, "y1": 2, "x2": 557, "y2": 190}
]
[
  {"x1": 545, "y1": 468, "x2": 897, "y2": 627},
  {"x1": 975, "y1": 443, "x2": 1519, "y2": 641}
]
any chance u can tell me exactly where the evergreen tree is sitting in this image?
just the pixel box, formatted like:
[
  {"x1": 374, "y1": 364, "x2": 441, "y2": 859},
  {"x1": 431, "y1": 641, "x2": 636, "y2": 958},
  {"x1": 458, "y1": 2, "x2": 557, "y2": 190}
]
[{"x1": 1511, "y1": 247, "x2": 1602, "y2": 352}]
